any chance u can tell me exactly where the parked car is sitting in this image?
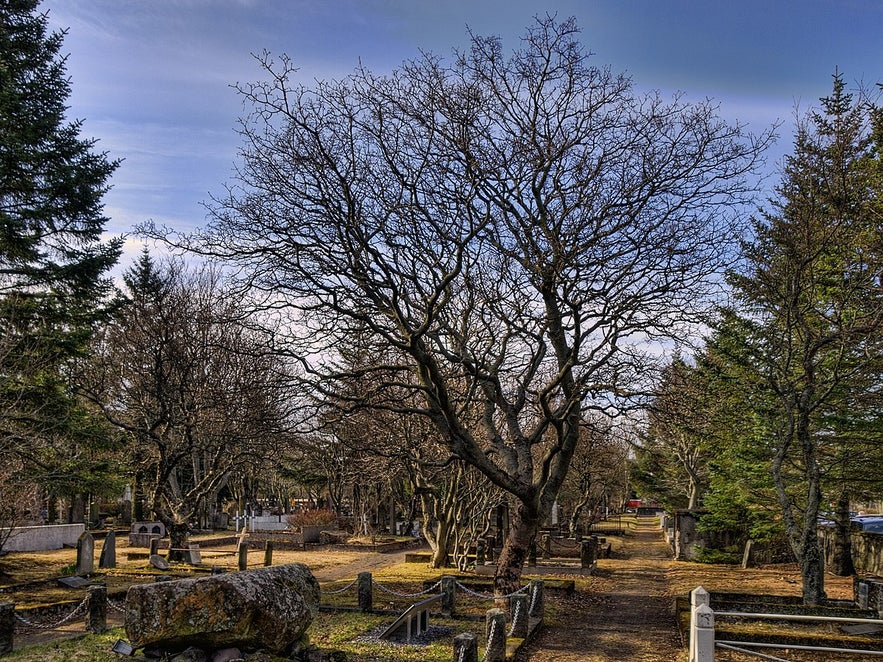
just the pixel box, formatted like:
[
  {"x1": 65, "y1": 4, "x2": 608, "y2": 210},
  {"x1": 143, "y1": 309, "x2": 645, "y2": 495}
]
[{"x1": 850, "y1": 515, "x2": 883, "y2": 531}]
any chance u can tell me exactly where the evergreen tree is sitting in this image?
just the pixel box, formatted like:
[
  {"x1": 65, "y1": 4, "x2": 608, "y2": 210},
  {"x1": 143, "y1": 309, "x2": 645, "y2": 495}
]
[
  {"x1": 0, "y1": 0, "x2": 122, "y2": 501},
  {"x1": 726, "y1": 74, "x2": 883, "y2": 604}
]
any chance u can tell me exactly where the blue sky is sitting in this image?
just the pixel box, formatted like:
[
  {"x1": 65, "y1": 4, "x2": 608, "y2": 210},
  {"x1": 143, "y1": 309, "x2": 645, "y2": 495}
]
[{"x1": 42, "y1": 0, "x2": 883, "y2": 266}]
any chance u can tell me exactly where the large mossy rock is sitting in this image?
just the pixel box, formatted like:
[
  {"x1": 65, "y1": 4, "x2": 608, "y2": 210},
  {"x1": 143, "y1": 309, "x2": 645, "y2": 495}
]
[{"x1": 125, "y1": 563, "x2": 319, "y2": 654}]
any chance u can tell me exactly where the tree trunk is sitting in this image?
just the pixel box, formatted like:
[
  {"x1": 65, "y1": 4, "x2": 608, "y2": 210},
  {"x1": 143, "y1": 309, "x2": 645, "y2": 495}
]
[
  {"x1": 799, "y1": 527, "x2": 826, "y2": 605},
  {"x1": 829, "y1": 493, "x2": 855, "y2": 577},
  {"x1": 429, "y1": 516, "x2": 454, "y2": 568},
  {"x1": 167, "y1": 522, "x2": 189, "y2": 562},
  {"x1": 494, "y1": 501, "x2": 538, "y2": 596}
]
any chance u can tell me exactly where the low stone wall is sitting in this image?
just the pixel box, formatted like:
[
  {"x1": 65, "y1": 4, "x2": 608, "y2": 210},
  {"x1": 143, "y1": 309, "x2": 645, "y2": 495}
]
[
  {"x1": 672, "y1": 510, "x2": 742, "y2": 561},
  {"x1": 821, "y1": 527, "x2": 883, "y2": 575},
  {"x1": 1, "y1": 523, "x2": 85, "y2": 551}
]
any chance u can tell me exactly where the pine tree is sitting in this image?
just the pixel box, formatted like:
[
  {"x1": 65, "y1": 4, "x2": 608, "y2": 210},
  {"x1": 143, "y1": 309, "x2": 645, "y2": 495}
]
[
  {"x1": 726, "y1": 73, "x2": 883, "y2": 604},
  {"x1": 0, "y1": 0, "x2": 122, "y2": 497}
]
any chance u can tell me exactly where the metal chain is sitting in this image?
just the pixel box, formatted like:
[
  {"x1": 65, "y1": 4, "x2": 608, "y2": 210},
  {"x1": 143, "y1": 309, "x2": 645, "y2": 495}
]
[
  {"x1": 507, "y1": 598, "x2": 522, "y2": 637},
  {"x1": 454, "y1": 580, "x2": 529, "y2": 600},
  {"x1": 321, "y1": 577, "x2": 358, "y2": 595},
  {"x1": 529, "y1": 585, "x2": 539, "y2": 615},
  {"x1": 481, "y1": 618, "x2": 498, "y2": 662},
  {"x1": 372, "y1": 579, "x2": 441, "y2": 598},
  {"x1": 13, "y1": 596, "x2": 89, "y2": 631},
  {"x1": 457, "y1": 643, "x2": 468, "y2": 662},
  {"x1": 107, "y1": 598, "x2": 127, "y2": 613}
]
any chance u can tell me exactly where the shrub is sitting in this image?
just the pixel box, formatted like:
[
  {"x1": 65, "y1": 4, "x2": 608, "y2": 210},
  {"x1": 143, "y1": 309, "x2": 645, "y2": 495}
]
[{"x1": 286, "y1": 508, "x2": 338, "y2": 529}]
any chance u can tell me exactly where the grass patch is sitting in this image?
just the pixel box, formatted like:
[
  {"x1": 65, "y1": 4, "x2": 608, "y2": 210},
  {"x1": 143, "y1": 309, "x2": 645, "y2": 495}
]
[{"x1": 3, "y1": 628, "x2": 128, "y2": 662}]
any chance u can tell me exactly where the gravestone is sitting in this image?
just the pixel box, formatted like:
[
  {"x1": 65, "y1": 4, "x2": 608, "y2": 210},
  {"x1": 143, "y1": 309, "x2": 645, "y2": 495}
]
[
  {"x1": 186, "y1": 544, "x2": 201, "y2": 565},
  {"x1": 76, "y1": 531, "x2": 95, "y2": 575},
  {"x1": 150, "y1": 554, "x2": 170, "y2": 571},
  {"x1": 741, "y1": 539, "x2": 754, "y2": 569},
  {"x1": 99, "y1": 530, "x2": 117, "y2": 569}
]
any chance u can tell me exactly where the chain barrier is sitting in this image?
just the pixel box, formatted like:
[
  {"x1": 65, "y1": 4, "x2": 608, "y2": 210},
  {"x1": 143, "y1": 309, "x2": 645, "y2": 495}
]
[
  {"x1": 454, "y1": 580, "x2": 528, "y2": 600},
  {"x1": 107, "y1": 597, "x2": 127, "y2": 614},
  {"x1": 372, "y1": 579, "x2": 441, "y2": 598},
  {"x1": 480, "y1": 617, "x2": 498, "y2": 662},
  {"x1": 13, "y1": 596, "x2": 89, "y2": 632},
  {"x1": 507, "y1": 598, "x2": 523, "y2": 637},
  {"x1": 550, "y1": 537, "x2": 581, "y2": 549},
  {"x1": 529, "y1": 585, "x2": 538, "y2": 615},
  {"x1": 320, "y1": 577, "x2": 358, "y2": 595}
]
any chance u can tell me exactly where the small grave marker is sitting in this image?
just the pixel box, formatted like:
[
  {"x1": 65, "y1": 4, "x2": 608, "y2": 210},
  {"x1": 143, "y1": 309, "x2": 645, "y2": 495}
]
[
  {"x1": 76, "y1": 531, "x2": 95, "y2": 575},
  {"x1": 99, "y1": 530, "x2": 117, "y2": 569},
  {"x1": 150, "y1": 554, "x2": 170, "y2": 571}
]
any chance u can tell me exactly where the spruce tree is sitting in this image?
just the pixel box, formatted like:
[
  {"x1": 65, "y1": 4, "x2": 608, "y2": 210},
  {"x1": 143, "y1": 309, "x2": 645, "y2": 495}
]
[
  {"x1": 726, "y1": 74, "x2": 883, "y2": 604},
  {"x1": 0, "y1": 0, "x2": 122, "y2": 497}
]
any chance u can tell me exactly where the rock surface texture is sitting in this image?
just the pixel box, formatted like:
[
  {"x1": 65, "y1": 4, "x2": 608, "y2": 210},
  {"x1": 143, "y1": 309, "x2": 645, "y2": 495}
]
[{"x1": 125, "y1": 563, "x2": 319, "y2": 654}]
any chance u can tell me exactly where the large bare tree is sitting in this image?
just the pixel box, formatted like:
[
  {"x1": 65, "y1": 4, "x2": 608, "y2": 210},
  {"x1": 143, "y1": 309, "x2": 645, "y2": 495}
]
[{"x1": 156, "y1": 18, "x2": 771, "y2": 591}]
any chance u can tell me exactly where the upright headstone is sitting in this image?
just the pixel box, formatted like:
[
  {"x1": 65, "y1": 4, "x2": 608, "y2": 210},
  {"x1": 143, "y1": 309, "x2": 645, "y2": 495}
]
[
  {"x1": 741, "y1": 539, "x2": 754, "y2": 569},
  {"x1": 186, "y1": 544, "x2": 202, "y2": 566},
  {"x1": 99, "y1": 530, "x2": 117, "y2": 569},
  {"x1": 859, "y1": 582, "x2": 870, "y2": 610},
  {"x1": 484, "y1": 608, "x2": 506, "y2": 662},
  {"x1": 264, "y1": 540, "x2": 273, "y2": 567},
  {"x1": 76, "y1": 531, "x2": 95, "y2": 575},
  {"x1": 87, "y1": 585, "x2": 107, "y2": 634},
  {"x1": 237, "y1": 542, "x2": 248, "y2": 571},
  {"x1": 580, "y1": 540, "x2": 596, "y2": 569},
  {"x1": 149, "y1": 536, "x2": 160, "y2": 556}
]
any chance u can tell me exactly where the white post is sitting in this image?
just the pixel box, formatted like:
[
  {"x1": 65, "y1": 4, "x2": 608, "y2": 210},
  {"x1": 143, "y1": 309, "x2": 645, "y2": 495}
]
[
  {"x1": 690, "y1": 601, "x2": 714, "y2": 662},
  {"x1": 689, "y1": 587, "x2": 711, "y2": 662}
]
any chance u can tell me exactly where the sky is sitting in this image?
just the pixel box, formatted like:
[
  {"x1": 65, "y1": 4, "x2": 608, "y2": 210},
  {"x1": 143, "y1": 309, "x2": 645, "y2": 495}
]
[{"x1": 41, "y1": 0, "x2": 883, "y2": 267}]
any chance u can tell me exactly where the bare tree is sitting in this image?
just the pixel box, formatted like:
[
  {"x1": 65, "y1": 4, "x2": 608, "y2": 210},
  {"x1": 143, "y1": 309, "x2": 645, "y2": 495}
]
[
  {"x1": 562, "y1": 416, "x2": 631, "y2": 534},
  {"x1": 156, "y1": 18, "x2": 770, "y2": 591},
  {"x1": 81, "y1": 254, "x2": 294, "y2": 556}
]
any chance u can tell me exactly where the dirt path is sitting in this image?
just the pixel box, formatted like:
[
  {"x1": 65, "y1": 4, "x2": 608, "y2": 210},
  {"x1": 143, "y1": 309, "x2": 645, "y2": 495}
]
[
  {"x1": 306, "y1": 548, "x2": 417, "y2": 582},
  {"x1": 520, "y1": 518, "x2": 685, "y2": 662}
]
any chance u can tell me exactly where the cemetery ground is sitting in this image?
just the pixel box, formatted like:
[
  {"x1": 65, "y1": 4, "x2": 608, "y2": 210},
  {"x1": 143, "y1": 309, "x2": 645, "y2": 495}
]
[{"x1": 0, "y1": 518, "x2": 875, "y2": 661}]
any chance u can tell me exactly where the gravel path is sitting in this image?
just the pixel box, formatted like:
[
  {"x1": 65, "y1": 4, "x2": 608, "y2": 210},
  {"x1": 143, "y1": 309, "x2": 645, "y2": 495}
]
[{"x1": 519, "y1": 518, "x2": 685, "y2": 661}]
